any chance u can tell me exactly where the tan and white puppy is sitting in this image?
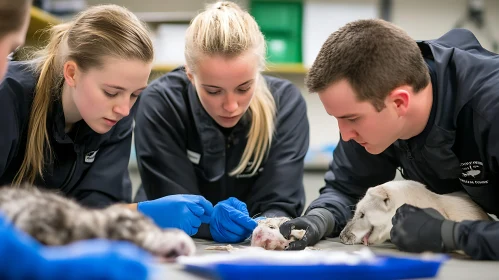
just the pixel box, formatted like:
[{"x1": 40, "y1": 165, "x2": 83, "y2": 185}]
[{"x1": 339, "y1": 180, "x2": 490, "y2": 246}]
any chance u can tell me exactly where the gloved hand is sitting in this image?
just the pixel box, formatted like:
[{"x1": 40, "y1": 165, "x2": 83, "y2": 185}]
[
  {"x1": 0, "y1": 215, "x2": 152, "y2": 280},
  {"x1": 138, "y1": 194, "x2": 214, "y2": 236},
  {"x1": 279, "y1": 215, "x2": 325, "y2": 250},
  {"x1": 41, "y1": 240, "x2": 152, "y2": 280},
  {"x1": 210, "y1": 197, "x2": 258, "y2": 243},
  {"x1": 390, "y1": 203, "x2": 457, "y2": 253}
]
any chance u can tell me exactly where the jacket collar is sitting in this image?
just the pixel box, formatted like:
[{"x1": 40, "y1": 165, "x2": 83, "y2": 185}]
[
  {"x1": 49, "y1": 97, "x2": 93, "y2": 145},
  {"x1": 394, "y1": 46, "x2": 461, "y2": 179}
]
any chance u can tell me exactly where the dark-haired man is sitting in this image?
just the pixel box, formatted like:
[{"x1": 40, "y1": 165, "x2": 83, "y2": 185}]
[{"x1": 280, "y1": 19, "x2": 499, "y2": 260}]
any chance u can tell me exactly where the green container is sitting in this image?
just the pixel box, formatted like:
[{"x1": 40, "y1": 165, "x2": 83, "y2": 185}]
[{"x1": 250, "y1": 0, "x2": 303, "y2": 63}]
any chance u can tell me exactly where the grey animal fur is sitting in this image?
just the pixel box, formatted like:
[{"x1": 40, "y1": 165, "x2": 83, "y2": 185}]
[{"x1": 0, "y1": 185, "x2": 195, "y2": 259}]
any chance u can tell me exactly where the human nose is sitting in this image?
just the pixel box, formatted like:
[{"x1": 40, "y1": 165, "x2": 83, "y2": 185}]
[
  {"x1": 113, "y1": 96, "x2": 131, "y2": 117},
  {"x1": 338, "y1": 119, "x2": 358, "y2": 142},
  {"x1": 223, "y1": 92, "x2": 238, "y2": 113}
]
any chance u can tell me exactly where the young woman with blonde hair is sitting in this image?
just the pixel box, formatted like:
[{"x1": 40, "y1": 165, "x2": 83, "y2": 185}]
[
  {"x1": 0, "y1": 4, "x2": 153, "y2": 207},
  {"x1": 134, "y1": 1, "x2": 309, "y2": 243},
  {"x1": 0, "y1": 2, "x2": 153, "y2": 279}
]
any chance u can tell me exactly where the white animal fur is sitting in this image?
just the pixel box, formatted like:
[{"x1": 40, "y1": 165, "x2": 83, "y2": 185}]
[
  {"x1": 340, "y1": 180, "x2": 490, "y2": 246},
  {"x1": 251, "y1": 217, "x2": 306, "y2": 250}
]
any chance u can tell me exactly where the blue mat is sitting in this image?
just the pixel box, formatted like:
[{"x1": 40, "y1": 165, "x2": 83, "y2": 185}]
[{"x1": 179, "y1": 250, "x2": 447, "y2": 280}]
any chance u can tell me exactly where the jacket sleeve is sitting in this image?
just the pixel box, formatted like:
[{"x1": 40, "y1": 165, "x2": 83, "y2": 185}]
[
  {"x1": 133, "y1": 78, "x2": 200, "y2": 199},
  {"x1": 70, "y1": 114, "x2": 135, "y2": 208},
  {"x1": 306, "y1": 138, "x2": 398, "y2": 236},
  {"x1": 0, "y1": 79, "x2": 19, "y2": 179},
  {"x1": 454, "y1": 220, "x2": 499, "y2": 260},
  {"x1": 245, "y1": 82, "x2": 309, "y2": 218}
]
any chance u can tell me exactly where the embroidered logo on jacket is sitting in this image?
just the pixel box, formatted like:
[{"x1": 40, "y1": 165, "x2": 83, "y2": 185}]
[
  {"x1": 459, "y1": 161, "x2": 488, "y2": 185},
  {"x1": 84, "y1": 150, "x2": 99, "y2": 163},
  {"x1": 187, "y1": 150, "x2": 201, "y2": 165}
]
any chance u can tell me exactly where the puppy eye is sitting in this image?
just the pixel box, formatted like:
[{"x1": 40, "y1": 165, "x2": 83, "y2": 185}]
[
  {"x1": 384, "y1": 198, "x2": 389, "y2": 204},
  {"x1": 360, "y1": 213, "x2": 365, "y2": 218},
  {"x1": 268, "y1": 225, "x2": 276, "y2": 229}
]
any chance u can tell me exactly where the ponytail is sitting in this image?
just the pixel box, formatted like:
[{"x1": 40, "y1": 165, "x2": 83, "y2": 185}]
[{"x1": 14, "y1": 23, "x2": 70, "y2": 185}]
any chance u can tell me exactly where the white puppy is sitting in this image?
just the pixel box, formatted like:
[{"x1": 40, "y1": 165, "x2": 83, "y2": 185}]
[{"x1": 339, "y1": 180, "x2": 490, "y2": 246}]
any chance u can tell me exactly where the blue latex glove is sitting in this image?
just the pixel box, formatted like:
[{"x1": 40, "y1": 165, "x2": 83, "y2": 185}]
[
  {"x1": 0, "y1": 215, "x2": 152, "y2": 280},
  {"x1": 138, "y1": 194, "x2": 214, "y2": 236},
  {"x1": 210, "y1": 197, "x2": 258, "y2": 243}
]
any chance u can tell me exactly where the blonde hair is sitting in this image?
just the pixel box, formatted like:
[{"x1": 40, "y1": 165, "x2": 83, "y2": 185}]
[
  {"x1": 14, "y1": 4, "x2": 154, "y2": 185},
  {"x1": 185, "y1": 1, "x2": 276, "y2": 176}
]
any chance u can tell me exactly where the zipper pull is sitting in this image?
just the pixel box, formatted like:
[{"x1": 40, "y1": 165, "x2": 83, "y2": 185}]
[
  {"x1": 403, "y1": 141, "x2": 414, "y2": 160},
  {"x1": 226, "y1": 135, "x2": 232, "y2": 149}
]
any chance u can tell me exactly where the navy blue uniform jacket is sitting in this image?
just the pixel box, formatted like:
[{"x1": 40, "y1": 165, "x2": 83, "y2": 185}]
[
  {"x1": 134, "y1": 67, "x2": 308, "y2": 220},
  {"x1": 308, "y1": 29, "x2": 499, "y2": 260},
  {"x1": 0, "y1": 62, "x2": 135, "y2": 208}
]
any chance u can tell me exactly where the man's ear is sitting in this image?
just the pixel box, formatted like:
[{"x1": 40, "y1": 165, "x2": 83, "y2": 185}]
[
  {"x1": 63, "y1": 61, "x2": 78, "y2": 87},
  {"x1": 367, "y1": 185, "x2": 390, "y2": 205},
  {"x1": 387, "y1": 86, "x2": 411, "y2": 117}
]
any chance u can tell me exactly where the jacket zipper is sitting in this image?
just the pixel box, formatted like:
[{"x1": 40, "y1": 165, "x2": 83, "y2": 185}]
[
  {"x1": 222, "y1": 134, "x2": 233, "y2": 199},
  {"x1": 402, "y1": 141, "x2": 414, "y2": 160},
  {"x1": 60, "y1": 145, "x2": 80, "y2": 191}
]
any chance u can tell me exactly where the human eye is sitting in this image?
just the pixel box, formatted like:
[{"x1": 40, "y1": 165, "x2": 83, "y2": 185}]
[
  {"x1": 103, "y1": 90, "x2": 117, "y2": 97},
  {"x1": 238, "y1": 86, "x2": 251, "y2": 93},
  {"x1": 131, "y1": 91, "x2": 142, "y2": 98},
  {"x1": 348, "y1": 117, "x2": 358, "y2": 123},
  {"x1": 205, "y1": 89, "x2": 221, "y2": 95}
]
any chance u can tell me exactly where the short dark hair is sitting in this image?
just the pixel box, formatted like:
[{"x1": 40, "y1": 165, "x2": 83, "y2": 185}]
[
  {"x1": 0, "y1": 0, "x2": 32, "y2": 38},
  {"x1": 305, "y1": 19, "x2": 430, "y2": 111}
]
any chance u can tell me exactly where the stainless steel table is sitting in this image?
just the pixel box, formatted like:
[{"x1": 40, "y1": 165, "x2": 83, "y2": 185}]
[{"x1": 156, "y1": 238, "x2": 499, "y2": 279}]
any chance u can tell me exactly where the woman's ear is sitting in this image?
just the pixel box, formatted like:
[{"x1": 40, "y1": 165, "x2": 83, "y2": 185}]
[
  {"x1": 185, "y1": 65, "x2": 194, "y2": 82},
  {"x1": 63, "y1": 61, "x2": 78, "y2": 87}
]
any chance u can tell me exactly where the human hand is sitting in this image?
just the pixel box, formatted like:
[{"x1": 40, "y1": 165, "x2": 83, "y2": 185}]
[
  {"x1": 390, "y1": 203, "x2": 454, "y2": 253},
  {"x1": 210, "y1": 197, "x2": 257, "y2": 243},
  {"x1": 279, "y1": 215, "x2": 324, "y2": 250},
  {"x1": 138, "y1": 194, "x2": 213, "y2": 236}
]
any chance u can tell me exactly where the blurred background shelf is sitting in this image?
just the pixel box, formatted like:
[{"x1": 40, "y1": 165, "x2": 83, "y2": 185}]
[{"x1": 27, "y1": 7, "x2": 61, "y2": 43}]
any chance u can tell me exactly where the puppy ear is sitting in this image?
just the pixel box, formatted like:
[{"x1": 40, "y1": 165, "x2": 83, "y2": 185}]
[{"x1": 367, "y1": 186, "x2": 390, "y2": 205}]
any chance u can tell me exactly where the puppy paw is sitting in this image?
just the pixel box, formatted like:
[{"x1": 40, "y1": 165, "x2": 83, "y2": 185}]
[{"x1": 144, "y1": 229, "x2": 196, "y2": 260}]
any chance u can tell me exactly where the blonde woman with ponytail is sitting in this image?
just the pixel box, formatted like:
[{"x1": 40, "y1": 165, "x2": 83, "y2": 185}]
[
  {"x1": 0, "y1": 4, "x2": 154, "y2": 208},
  {"x1": 134, "y1": 1, "x2": 309, "y2": 243}
]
